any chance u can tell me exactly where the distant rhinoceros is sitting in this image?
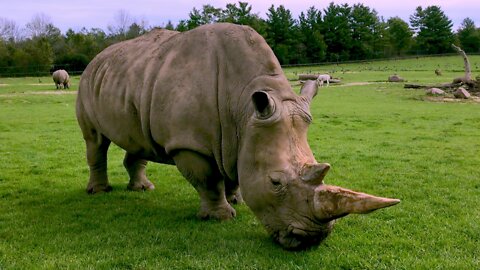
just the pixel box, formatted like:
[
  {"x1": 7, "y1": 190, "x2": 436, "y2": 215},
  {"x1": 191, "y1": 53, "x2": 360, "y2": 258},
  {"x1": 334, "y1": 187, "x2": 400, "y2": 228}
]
[
  {"x1": 76, "y1": 23, "x2": 399, "y2": 250},
  {"x1": 52, "y1": 69, "x2": 70, "y2": 89}
]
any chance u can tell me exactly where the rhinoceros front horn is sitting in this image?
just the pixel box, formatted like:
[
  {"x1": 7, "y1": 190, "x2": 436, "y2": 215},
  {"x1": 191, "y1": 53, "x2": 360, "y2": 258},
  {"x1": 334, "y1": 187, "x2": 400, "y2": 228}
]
[
  {"x1": 299, "y1": 80, "x2": 318, "y2": 103},
  {"x1": 313, "y1": 185, "x2": 400, "y2": 221}
]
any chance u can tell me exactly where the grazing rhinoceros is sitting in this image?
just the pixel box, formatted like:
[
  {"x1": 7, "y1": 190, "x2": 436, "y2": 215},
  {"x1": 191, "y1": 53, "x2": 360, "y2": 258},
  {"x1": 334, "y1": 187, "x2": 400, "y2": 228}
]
[
  {"x1": 76, "y1": 23, "x2": 399, "y2": 250},
  {"x1": 52, "y1": 69, "x2": 70, "y2": 89}
]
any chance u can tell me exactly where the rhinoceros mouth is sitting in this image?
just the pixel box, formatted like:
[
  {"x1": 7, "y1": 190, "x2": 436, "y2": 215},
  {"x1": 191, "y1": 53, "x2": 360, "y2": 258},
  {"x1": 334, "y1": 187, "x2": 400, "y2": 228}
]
[{"x1": 273, "y1": 224, "x2": 333, "y2": 250}]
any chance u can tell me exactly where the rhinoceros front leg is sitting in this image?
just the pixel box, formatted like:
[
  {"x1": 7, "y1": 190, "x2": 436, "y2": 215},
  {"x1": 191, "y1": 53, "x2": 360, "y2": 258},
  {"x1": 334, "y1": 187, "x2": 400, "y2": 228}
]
[
  {"x1": 173, "y1": 150, "x2": 236, "y2": 220},
  {"x1": 85, "y1": 135, "x2": 112, "y2": 194},
  {"x1": 124, "y1": 153, "x2": 155, "y2": 191},
  {"x1": 225, "y1": 179, "x2": 243, "y2": 204}
]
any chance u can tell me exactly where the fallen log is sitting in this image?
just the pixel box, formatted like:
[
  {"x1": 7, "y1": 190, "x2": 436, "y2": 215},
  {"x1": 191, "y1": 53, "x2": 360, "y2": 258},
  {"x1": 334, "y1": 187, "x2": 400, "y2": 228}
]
[
  {"x1": 404, "y1": 83, "x2": 461, "y2": 89},
  {"x1": 298, "y1": 74, "x2": 320, "y2": 80}
]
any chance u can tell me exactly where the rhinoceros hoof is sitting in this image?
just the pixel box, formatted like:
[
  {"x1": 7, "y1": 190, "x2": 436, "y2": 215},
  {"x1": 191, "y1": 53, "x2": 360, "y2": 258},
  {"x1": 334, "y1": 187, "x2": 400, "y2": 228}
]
[
  {"x1": 198, "y1": 204, "x2": 236, "y2": 221},
  {"x1": 86, "y1": 183, "x2": 113, "y2": 194},
  {"x1": 127, "y1": 180, "x2": 155, "y2": 191}
]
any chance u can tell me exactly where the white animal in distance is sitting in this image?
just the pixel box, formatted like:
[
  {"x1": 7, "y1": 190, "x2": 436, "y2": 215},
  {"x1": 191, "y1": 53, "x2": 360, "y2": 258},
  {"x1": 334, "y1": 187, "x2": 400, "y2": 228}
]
[{"x1": 316, "y1": 74, "x2": 331, "y2": 87}]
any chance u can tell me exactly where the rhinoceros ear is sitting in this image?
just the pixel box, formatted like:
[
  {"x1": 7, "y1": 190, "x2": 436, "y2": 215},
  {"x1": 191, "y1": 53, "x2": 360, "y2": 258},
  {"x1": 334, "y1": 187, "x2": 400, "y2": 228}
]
[
  {"x1": 313, "y1": 185, "x2": 400, "y2": 221},
  {"x1": 252, "y1": 91, "x2": 275, "y2": 119}
]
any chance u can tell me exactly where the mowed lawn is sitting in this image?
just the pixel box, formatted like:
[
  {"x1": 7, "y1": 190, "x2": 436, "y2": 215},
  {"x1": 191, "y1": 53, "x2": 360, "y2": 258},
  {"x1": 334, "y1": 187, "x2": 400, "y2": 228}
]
[{"x1": 0, "y1": 56, "x2": 479, "y2": 269}]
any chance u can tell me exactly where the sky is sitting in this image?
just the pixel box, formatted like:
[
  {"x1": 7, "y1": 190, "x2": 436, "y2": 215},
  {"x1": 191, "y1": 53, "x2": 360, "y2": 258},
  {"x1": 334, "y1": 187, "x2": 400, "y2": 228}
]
[{"x1": 1, "y1": 0, "x2": 479, "y2": 34}]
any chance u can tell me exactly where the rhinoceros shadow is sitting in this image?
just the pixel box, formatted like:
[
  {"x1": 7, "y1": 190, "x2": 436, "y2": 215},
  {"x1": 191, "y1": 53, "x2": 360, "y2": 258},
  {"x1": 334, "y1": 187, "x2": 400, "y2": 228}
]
[{"x1": 18, "y1": 183, "x2": 290, "y2": 256}]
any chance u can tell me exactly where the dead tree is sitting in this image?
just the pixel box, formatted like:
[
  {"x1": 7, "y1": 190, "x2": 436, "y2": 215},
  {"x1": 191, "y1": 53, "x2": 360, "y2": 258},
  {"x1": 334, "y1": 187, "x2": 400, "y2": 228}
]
[
  {"x1": 405, "y1": 45, "x2": 478, "y2": 93},
  {"x1": 451, "y1": 44, "x2": 472, "y2": 82}
]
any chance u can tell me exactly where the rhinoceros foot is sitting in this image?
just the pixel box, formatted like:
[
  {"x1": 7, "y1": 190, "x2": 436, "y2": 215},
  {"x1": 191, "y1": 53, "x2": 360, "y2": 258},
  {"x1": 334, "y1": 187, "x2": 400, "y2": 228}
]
[
  {"x1": 198, "y1": 203, "x2": 236, "y2": 221},
  {"x1": 86, "y1": 183, "x2": 113, "y2": 194},
  {"x1": 127, "y1": 179, "x2": 155, "y2": 191}
]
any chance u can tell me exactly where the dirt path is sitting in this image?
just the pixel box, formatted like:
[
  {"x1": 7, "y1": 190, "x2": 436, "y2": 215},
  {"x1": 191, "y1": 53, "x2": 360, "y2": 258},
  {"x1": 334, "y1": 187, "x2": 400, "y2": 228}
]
[
  {"x1": 341, "y1": 82, "x2": 373, "y2": 87},
  {"x1": 0, "y1": 90, "x2": 77, "y2": 97},
  {"x1": 425, "y1": 96, "x2": 480, "y2": 103}
]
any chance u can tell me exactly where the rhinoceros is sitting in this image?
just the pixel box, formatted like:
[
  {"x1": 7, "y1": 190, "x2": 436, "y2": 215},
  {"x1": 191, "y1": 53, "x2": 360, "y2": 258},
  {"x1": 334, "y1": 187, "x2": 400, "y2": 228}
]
[
  {"x1": 52, "y1": 69, "x2": 70, "y2": 89},
  {"x1": 76, "y1": 23, "x2": 399, "y2": 250}
]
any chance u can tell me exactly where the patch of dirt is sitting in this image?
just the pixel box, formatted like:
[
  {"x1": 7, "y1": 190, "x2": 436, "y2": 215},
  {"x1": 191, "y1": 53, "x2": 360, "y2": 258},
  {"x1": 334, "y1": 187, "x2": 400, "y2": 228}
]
[
  {"x1": 0, "y1": 90, "x2": 76, "y2": 97},
  {"x1": 342, "y1": 82, "x2": 372, "y2": 87},
  {"x1": 0, "y1": 84, "x2": 8, "y2": 87},
  {"x1": 34, "y1": 90, "x2": 76, "y2": 95},
  {"x1": 424, "y1": 96, "x2": 480, "y2": 103}
]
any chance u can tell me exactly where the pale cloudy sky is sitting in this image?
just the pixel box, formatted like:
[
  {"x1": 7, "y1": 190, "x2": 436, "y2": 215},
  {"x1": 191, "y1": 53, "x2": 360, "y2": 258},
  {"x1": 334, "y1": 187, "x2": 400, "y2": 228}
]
[{"x1": 1, "y1": 0, "x2": 479, "y2": 33}]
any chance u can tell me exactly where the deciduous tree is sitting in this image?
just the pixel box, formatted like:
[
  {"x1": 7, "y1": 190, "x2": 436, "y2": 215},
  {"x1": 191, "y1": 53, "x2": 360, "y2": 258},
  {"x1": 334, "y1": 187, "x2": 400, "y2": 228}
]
[
  {"x1": 456, "y1": 18, "x2": 480, "y2": 53},
  {"x1": 385, "y1": 17, "x2": 413, "y2": 56}
]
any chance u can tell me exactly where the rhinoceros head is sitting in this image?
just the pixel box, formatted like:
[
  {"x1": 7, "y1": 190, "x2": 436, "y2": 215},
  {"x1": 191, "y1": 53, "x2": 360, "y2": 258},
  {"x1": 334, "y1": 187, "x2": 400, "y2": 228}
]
[{"x1": 238, "y1": 80, "x2": 400, "y2": 250}]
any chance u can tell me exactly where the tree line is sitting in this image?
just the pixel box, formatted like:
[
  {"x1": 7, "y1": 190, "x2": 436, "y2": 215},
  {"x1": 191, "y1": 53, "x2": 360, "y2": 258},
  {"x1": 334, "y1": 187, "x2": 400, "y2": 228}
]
[{"x1": 1, "y1": 2, "x2": 479, "y2": 76}]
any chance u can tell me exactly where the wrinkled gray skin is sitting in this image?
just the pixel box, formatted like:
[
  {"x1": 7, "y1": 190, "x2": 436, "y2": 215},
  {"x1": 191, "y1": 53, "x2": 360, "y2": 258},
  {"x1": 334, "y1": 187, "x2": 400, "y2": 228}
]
[
  {"x1": 77, "y1": 23, "x2": 399, "y2": 250},
  {"x1": 52, "y1": 69, "x2": 70, "y2": 89}
]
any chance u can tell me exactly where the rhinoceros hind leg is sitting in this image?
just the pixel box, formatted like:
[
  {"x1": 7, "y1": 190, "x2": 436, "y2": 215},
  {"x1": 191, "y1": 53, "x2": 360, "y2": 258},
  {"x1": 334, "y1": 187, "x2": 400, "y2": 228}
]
[
  {"x1": 173, "y1": 150, "x2": 235, "y2": 220},
  {"x1": 85, "y1": 134, "x2": 112, "y2": 194},
  {"x1": 124, "y1": 153, "x2": 155, "y2": 191}
]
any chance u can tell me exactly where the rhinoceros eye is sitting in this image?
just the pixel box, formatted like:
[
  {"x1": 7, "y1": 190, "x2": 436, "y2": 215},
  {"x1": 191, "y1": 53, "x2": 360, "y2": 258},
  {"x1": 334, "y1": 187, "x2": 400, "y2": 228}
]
[
  {"x1": 270, "y1": 178, "x2": 282, "y2": 186},
  {"x1": 269, "y1": 172, "x2": 287, "y2": 193}
]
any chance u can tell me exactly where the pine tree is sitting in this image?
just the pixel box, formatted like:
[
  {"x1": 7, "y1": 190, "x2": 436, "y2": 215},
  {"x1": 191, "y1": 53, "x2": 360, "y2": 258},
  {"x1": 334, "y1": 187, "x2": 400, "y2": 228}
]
[
  {"x1": 265, "y1": 5, "x2": 297, "y2": 64},
  {"x1": 322, "y1": 3, "x2": 352, "y2": 61},
  {"x1": 298, "y1": 7, "x2": 326, "y2": 63},
  {"x1": 410, "y1": 6, "x2": 454, "y2": 54},
  {"x1": 349, "y1": 4, "x2": 382, "y2": 60}
]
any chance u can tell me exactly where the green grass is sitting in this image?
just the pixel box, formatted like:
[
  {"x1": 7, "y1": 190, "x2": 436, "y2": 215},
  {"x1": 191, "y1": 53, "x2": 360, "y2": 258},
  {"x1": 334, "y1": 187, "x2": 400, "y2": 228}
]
[
  {"x1": 1, "y1": 56, "x2": 479, "y2": 269},
  {"x1": 284, "y1": 55, "x2": 480, "y2": 84}
]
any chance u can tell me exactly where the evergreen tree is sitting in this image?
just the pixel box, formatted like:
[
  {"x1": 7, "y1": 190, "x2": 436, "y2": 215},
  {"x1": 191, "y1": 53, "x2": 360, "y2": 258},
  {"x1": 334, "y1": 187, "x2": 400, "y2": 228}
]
[
  {"x1": 175, "y1": 20, "x2": 188, "y2": 32},
  {"x1": 220, "y1": 2, "x2": 254, "y2": 25},
  {"x1": 349, "y1": 4, "x2": 382, "y2": 60},
  {"x1": 457, "y1": 18, "x2": 480, "y2": 53},
  {"x1": 298, "y1": 7, "x2": 326, "y2": 63},
  {"x1": 410, "y1": 6, "x2": 454, "y2": 54},
  {"x1": 265, "y1": 5, "x2": 298, "y2": 64},
  {"x1": 322, "y1": 3, "x2": 352, "y2": 61},
  {"x1": 164, "y1": 21, "x2": 175, "y2": 30},
  {"x1": 219, "y1": 1, "x2": 266, "y2": 36},
  {"x1": 186, "y1": 5, "x2": 221, "y2": 30}
]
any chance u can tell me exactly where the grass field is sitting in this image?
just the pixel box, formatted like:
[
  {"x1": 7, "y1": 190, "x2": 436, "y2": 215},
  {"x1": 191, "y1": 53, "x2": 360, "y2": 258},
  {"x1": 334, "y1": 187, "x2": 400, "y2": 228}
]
[{"x1": 0, "y1": 55, "x2": 479, "y2": 269}]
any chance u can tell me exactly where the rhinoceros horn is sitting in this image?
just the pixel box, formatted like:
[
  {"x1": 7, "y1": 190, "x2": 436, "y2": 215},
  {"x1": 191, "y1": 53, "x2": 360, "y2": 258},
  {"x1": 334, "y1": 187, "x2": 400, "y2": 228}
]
[
  {"x1": 313, "y1": 185, "x2": 400, "y2": 221},
  {"x1": 300, "y1": 163, "x2": 331, "y2": 185},
  {"x1": 299, "y1": 80, "x2": 318, "y2": 103}
]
